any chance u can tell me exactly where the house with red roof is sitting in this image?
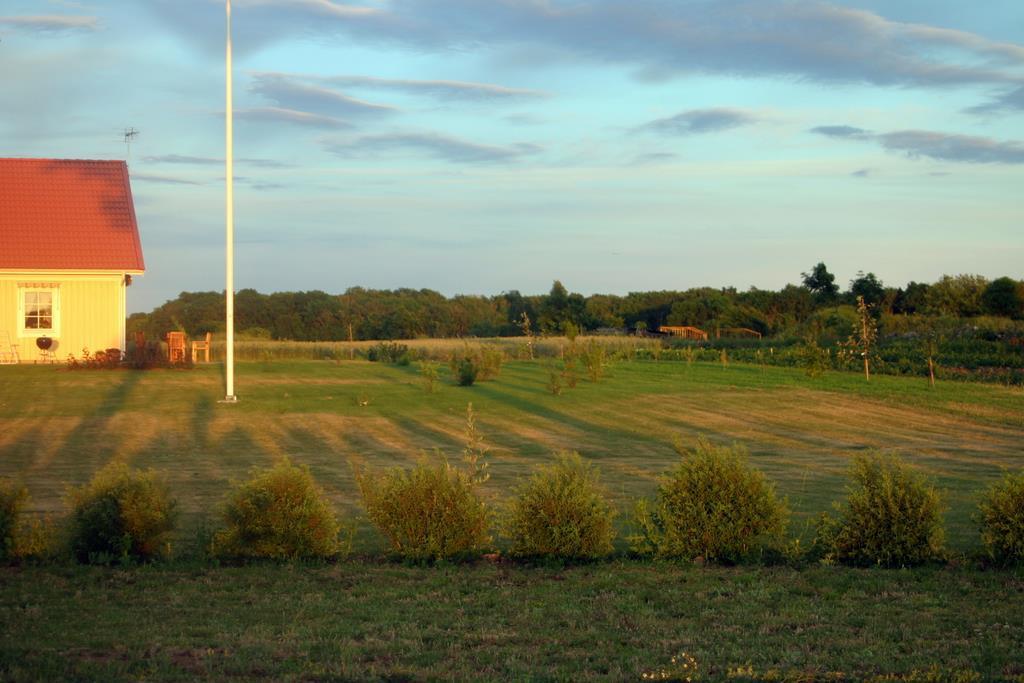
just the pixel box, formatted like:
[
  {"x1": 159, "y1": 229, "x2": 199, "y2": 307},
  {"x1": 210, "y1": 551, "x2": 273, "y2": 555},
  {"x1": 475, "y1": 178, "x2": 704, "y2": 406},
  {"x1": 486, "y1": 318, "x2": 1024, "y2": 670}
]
[{"x1": 1, "y1": 158, "x2": 145, "y2": 363}]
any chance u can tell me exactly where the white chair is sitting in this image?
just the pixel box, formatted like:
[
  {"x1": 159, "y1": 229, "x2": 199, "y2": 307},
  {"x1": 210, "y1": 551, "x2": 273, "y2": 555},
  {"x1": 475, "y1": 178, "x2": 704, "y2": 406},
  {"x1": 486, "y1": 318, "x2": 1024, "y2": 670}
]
[{"x1": 0, "y1": 332, "x2": 19, "y2": 365}]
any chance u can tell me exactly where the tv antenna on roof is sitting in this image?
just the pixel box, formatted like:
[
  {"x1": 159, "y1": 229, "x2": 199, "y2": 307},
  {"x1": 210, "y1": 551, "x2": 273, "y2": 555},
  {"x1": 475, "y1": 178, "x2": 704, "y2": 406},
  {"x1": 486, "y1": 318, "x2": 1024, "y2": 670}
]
[{"x1": 123, "y1": 127, "x2": 139, "y2": 161}]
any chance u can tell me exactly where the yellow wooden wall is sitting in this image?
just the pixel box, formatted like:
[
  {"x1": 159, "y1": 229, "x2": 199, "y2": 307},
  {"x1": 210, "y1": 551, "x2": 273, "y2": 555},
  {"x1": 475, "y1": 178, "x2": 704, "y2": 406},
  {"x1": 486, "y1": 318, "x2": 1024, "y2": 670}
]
[{"x1": 0, "y1": 274, "x2": 126, "y2": 363}]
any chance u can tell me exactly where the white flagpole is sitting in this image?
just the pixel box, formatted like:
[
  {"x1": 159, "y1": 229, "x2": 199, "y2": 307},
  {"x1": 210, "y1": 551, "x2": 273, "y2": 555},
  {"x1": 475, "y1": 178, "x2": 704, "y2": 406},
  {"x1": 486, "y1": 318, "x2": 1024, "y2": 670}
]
[{"x1": 223, "y1": 0, "x2": 238, "y2": 402}]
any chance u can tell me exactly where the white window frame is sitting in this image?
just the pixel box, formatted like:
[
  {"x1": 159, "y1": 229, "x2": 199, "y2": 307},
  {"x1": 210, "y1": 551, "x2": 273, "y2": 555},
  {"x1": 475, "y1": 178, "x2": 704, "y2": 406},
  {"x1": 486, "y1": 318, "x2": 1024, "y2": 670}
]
[{"x1": 17, "y1": 286, "x2": 61, "y2": 338}]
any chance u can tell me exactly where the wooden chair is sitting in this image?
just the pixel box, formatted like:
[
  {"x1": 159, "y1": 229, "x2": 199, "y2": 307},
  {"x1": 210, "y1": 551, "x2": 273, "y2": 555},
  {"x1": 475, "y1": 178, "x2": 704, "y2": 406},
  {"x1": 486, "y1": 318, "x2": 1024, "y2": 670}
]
[
  {"x1": 191, "y1": 332, "x2": 212, "y2": 363},
  {"x1": 166, "y1": 331, "x2": 186, "y2": 363}
]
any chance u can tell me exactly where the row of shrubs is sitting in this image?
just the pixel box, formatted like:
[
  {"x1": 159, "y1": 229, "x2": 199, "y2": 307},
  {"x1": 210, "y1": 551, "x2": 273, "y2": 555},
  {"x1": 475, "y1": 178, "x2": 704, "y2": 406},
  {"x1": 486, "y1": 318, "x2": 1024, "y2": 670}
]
[
  {"x1": 2, "y1": 443, "x2": 1023, "y2": 568},
  {"x1": 650, "y1": 336, "x2": 1024, "y2": 385},
  {"x1": 365, "y1": 341, "x2": 507, "y2": 387},
  {"x1": 367, "y1": 337, "x2": 1023, "y2": 387}
]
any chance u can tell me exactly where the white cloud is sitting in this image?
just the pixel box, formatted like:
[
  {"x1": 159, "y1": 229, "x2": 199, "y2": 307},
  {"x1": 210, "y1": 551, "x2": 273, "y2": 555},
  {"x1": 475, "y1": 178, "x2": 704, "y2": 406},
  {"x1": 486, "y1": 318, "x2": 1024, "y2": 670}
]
[
  {"x1": 149, "y1": 1, "x2": 1024, "y2": 89},
  {"x1": 249, "y1": 74, "x2": 397, "y2": 117},
  {"x1": 811, "y1": 125, "x2": 1024, "y2": 164},
  {"x1": 234, "y1": 106, "x2": 353, "y2": 129},
  {"x1": 325, "y1": 132, "x2": 542, "y2": 163},
  {"x1": 638, "y1": 108, "x2": 758, "y2": 135},
  {"x1": 0, "y1": 14, "x2": 97, "y2": 32},
  {"x1": 317, "y1": 74, "x2": 549, "y2": 101}
]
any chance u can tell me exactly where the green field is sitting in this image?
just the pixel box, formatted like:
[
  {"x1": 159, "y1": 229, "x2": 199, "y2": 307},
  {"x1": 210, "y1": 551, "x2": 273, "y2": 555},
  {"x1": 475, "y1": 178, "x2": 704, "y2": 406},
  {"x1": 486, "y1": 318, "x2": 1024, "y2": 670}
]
[
  {"x1": 2, "y1": 357, "x2": 1024, "y2": 680},
  {"x1": 2, "y1": 562, "x2": 1023, "y2": 681},
  {"x1": 1, "y1": 357, "x2": 1022, "y2": 549}
]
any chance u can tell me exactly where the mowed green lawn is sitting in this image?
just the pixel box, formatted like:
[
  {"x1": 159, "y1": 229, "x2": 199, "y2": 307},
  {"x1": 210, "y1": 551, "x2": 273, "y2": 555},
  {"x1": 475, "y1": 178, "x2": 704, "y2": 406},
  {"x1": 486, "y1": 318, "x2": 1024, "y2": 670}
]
[
  {"x1": 1, "y1": 357, "x2": 1021, "y2": 550},
  {"x1": 3, "y1": 562, "x2": 1023, "y2": 681},
  {"x1": 3, "y1": 358, "x2": 1024, "y2": 681}
]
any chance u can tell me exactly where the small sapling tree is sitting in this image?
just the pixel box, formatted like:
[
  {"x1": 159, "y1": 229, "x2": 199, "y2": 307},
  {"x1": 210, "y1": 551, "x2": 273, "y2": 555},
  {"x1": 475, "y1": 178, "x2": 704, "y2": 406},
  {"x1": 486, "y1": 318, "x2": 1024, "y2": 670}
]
[
  {"x1": 848, "y1": 296, "x2": 877, "y2": 382},
  {"x1": 581, "y1": 341, "x2": 606, "y2": 382},
  {"x1": 419, "y1": 361, "x2": 440, "y2": 393},
  {"x1": 563, "y1": 321, "x2": 579, "y2": 345},
  {"x1": 546, "y1": 362, "x2": 564, "y2": 396},
  {"x1": 562, "y1": 354, "x2": 579, "y2": 388},
  {"x1": 561, "y1": 321, "x2": 579, "y2": 361},
  {"x1": 798, "y1": 331, "x2": 830, "y2": 378},
  {"x1": 923, "y1": 332, "x2": 940, "y2": 389},
  {"x1": 519, "y1": 312, "x2": 535, "y2": 360},
  {"x1": 462, "y1": 403, "x2": 490, "y2": 484}
]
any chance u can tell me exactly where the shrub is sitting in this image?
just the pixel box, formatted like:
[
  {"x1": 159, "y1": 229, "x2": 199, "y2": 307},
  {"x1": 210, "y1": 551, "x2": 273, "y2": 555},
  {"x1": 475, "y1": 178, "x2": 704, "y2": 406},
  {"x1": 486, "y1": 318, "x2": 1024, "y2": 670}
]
[
  {"x1": 477, "y1": 346, "x2": 504, "y2": 380},
  {"x1": 126, "y1": 341, "x2": 164, "y2": 369},
  {"x1": 448, "y1": 345, "x2": 503, "y2": 386},
  {"x1": 0, "y1": 480, "x2": 27, "y2": 562},
  {"x1": 562, "y1": 355, "x2": 579, "y2": 388},
  {"x1": 978, "y1": 470, "x2": 1024, "y2": 566},
  {"x1": 65, "y1": 347, "x2": 123, "y2": 368},
  {"x1": 14, "y1": 516, "x2": 59, "y2": 561},
  {"x1": 419, "y1": 360, "x2": 440, "y2": 393},
  {"x1": 545, "y1": 362, "x2": 563, "y2": 395},
  {"x1": 357, "y1": 456, "x2": 490, "y2": 561},
  {"x1": 455, "y1": 357, "x2": 478, "y2": 386},
  {"x1": 0, "y1": 482, "x2": 57, "y2": 562},
  {"x1": 581, "y1": 341, "x2": 607, "y2": 382},
  {"x1": 366, "y1": 341, "x2": 410, "y2": 364},
  {"x1": 67, "y1": 462, "x2": 178, "y2": 563},
  {"x1": 214, "y1": 459, "x2": 344, "y2": 560},
  {"x1": 815, "y1": 453, "x2": 945, "y2": 567},
  {"x1": 630, "y1": 437, "x2": 787, "y2": 563},
  {"x1": 797, "y1": 333, "x2": 830, "y2": 378},
  {"x1": 96, "y1": 348, "x2": 123, "y2": 367},
  {"x1": 505, "y1": 452, "x2": 616, "y2": 560}
]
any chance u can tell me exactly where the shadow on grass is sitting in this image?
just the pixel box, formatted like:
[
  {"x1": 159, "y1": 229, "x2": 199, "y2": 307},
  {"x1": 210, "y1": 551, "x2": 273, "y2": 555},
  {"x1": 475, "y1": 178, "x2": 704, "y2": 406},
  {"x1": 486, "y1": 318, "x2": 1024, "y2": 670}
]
[
  {"x1": 58, "y1": 370, "x2": 145, "y2": 472},
  {"x1": 5, "y1": 371, "x2": 149, "y2": 508},
  {"x1": 467, "y1": 382, "x2": 648, "y2": 459},
  {"x1": 190, "y1": 394, "x2": 214, "y2": 450},
  {"x1": 381, "y1": 414, "x2": 465, "y2": 454}
]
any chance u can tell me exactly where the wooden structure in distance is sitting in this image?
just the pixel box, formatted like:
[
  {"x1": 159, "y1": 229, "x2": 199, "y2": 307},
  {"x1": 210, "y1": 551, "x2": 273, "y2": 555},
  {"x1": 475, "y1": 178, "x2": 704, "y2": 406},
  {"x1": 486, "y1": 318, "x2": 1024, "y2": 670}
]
[
  {"x1": 717, "y1": 327, "x2": 762, "y2": 339},
  {"x1": 659, "y1": 325, "x2": 708, "y2": 341},
  {"x1": 658, "y1": 325, "x2": 762, "y2": 340}
]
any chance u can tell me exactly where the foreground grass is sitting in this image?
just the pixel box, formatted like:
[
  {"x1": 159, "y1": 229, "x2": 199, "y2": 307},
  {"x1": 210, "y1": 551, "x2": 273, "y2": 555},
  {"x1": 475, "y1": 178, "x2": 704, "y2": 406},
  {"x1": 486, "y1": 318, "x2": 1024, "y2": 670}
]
[
  {"x1": 1, "y1": 358, "x2": 1022, "y2": 552},
  {"x1": 1, "y1": 561, "x2": 1022, "y2": 681}
]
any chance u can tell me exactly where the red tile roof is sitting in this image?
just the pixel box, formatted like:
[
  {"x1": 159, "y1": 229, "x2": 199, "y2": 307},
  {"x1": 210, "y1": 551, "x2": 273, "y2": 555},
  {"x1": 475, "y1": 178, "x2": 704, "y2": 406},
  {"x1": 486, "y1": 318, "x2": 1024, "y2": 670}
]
[{"x1": 0, "y1": 158, "x2": 145, "y2": 272}]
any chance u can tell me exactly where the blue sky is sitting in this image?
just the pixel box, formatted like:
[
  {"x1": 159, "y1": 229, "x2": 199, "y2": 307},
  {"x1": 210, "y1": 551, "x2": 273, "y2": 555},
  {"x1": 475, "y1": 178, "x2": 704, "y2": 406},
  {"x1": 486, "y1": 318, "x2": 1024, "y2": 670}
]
[{"x1": 2, "y1": 0, "x2": 1022, "y2": 313}]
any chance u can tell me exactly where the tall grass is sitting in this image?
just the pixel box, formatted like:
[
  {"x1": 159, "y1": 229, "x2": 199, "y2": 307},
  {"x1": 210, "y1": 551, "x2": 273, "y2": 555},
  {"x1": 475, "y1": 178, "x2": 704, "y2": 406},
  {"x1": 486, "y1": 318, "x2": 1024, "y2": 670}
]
[{"x1": 204, "y1": 335, "x2": 666, "y2": 362}]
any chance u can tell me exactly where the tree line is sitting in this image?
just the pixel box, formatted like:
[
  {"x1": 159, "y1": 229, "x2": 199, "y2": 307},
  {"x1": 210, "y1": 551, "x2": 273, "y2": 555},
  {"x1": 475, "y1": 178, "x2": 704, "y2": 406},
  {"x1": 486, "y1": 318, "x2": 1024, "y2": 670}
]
[{"x1": 128, "y1": 265, "x2": 1024, "y2": 342}]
